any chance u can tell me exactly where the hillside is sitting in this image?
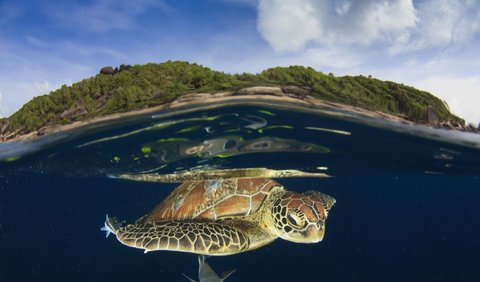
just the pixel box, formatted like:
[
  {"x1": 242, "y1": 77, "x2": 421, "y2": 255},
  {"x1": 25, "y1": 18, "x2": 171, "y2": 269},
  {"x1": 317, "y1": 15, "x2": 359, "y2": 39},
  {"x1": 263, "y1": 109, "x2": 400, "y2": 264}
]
[{"x1": 0, "y1": 61, "x2": 469, "y2": 140}]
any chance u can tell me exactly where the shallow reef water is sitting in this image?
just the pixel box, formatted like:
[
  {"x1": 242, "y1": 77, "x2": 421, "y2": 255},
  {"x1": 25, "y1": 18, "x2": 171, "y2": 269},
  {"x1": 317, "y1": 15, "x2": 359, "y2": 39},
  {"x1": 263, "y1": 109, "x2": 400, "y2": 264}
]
[{"x1": 1, "y1": 102, "x2": 480, "y2": 282}]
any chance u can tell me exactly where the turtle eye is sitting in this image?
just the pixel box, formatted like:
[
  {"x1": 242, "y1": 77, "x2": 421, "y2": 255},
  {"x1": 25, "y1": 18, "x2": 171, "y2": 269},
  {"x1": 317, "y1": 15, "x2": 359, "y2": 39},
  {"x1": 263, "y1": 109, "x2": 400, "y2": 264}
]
[{"x1": 286, "y1": 210, "x2": 305, "y2": 228}]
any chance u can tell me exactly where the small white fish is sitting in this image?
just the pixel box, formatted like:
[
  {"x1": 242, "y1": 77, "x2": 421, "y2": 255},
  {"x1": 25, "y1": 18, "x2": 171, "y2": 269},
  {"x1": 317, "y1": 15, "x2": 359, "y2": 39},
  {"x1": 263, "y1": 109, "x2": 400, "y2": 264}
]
[
  {"x1": 183, "y1": 255, "x2": 236, "y2": 282},
  {"x1": 100, "y1": 214, "x2": 121, "y2": 238},
  {"x1": 242, "y1": 115, "x2": 267, "y2": 130}
]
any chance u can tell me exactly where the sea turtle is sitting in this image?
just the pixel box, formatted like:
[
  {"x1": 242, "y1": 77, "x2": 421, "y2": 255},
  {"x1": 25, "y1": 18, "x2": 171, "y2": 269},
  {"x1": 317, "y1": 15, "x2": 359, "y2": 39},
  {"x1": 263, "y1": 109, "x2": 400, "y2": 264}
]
[{"x1": 103, "y1": 168, "x2": 335, "y2": 256}]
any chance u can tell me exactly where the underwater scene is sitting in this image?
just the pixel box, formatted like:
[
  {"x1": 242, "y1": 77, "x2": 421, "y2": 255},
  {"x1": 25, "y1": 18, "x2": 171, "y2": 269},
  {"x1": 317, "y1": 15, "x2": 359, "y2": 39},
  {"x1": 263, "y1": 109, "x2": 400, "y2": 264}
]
[{"x1": 1, "y1": 101, "x2": 480, "y2": 282}]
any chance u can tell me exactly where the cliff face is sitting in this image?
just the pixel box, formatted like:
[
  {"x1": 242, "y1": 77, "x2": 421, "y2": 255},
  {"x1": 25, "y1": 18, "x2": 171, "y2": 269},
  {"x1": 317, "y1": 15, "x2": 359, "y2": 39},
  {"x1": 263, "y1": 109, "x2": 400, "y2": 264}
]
[{"x1": 0, "y1": 61, "x2": 473, "y2": 141}]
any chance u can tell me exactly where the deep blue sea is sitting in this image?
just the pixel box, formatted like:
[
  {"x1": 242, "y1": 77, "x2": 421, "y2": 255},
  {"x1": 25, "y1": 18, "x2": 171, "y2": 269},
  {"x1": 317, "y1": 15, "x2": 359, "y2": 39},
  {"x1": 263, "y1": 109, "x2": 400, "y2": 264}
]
[{"x1": 1, "y1": 102, "x2": 480, "y2": 282}]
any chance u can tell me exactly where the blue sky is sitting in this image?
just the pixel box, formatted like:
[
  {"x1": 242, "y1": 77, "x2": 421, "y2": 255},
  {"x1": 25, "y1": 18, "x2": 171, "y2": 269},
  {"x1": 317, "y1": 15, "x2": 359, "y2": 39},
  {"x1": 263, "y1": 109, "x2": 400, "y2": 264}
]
[{"x1": 1, "y1": 0, "x2": 479, "y2": 125}]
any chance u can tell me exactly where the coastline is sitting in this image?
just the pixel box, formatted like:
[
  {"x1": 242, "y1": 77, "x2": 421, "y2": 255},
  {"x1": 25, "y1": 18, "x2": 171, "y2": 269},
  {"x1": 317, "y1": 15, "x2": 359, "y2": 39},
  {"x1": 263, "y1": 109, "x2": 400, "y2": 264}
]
[{"x1": 0, "y1": 86, "x2": 475, "y2": 143}]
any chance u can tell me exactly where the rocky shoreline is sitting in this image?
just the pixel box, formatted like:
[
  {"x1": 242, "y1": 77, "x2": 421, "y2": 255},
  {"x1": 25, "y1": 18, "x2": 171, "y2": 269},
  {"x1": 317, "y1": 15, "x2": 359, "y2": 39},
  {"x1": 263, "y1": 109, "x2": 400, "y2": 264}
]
[{"x1": 0, "y1": 85, "x2": 478, "y2": 143}]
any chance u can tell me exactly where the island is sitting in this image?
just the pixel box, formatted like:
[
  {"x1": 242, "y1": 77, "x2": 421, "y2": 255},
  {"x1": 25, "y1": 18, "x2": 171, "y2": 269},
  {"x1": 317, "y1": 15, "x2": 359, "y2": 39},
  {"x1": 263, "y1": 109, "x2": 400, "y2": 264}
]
[{"x1": 0, "y1": 61, "x2": 477, "y2": 142}]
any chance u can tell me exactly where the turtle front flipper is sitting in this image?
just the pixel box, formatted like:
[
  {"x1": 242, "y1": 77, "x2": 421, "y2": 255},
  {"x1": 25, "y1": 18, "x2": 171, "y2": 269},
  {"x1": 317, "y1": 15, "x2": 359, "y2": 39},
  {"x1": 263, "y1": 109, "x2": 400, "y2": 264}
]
[{"x1": 114, "y1": 221, "x2": 250, "y2": 255}]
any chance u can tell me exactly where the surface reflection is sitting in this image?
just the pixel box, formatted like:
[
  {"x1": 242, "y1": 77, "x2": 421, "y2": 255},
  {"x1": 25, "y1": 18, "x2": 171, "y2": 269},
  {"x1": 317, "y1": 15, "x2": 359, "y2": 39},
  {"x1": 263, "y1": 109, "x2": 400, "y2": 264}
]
[{"x1": 145, "y1": 135, "x2": 330, "y2": 163}]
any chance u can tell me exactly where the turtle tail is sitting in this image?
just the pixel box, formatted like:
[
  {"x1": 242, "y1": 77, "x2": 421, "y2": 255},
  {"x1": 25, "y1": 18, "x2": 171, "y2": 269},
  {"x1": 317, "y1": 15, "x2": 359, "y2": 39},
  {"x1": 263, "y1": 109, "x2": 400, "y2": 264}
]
[{"x1": 100, "y1": 214, "x2": 123, "y2": 238}]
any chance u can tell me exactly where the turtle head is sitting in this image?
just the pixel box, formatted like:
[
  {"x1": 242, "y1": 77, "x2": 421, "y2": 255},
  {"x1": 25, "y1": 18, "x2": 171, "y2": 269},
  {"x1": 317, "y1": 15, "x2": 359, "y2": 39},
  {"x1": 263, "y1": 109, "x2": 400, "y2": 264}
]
[{"x1": 270, "y1": 190, "x2": 335, "y2": 243}]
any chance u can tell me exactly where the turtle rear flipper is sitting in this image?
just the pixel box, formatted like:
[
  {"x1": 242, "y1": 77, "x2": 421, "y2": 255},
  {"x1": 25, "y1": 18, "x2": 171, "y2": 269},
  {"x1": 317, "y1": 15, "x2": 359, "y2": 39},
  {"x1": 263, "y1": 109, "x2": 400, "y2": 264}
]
[{"x1": 115, "y1": 221, "x2": 250, "y2": 255}]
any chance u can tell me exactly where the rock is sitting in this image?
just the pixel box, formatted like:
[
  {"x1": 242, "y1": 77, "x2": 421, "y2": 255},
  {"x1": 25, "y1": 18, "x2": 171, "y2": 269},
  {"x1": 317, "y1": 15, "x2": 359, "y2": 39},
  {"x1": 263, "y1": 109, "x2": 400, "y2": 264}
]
[
  {"x1": 100, "y1": 66, "x2": 115, "y2": 75},
  {"x1": 441, "y1": 119, "x2": 467, "y2": 131},
  {"x1": 2, "y1": 131, "x2": 16, "y2": 141},
  {"x1": 60, "y1": 107, "x2": 88, "y2": 120},
  {"x1": 100, "y1": 64, "x2": 131, "y2": 75},
  {"x1": 60, "y1": 108, "x2": 75, "y2": 119},
  {"x1": 0, "y1": 120, "x2": 9, "y2": 135},
  {"x1": 37, "y1": 127, "x2": 48, "y2": 136},
  {"x1": 147, "y1": 90, "x2": 166, "y2": 101},
  {"x1": 468, "y1": 123, "x2": 478, "y2": 133},
  {"x1": 119, "y1": 64, "x2": 132, "y2": 72},
  {"x1": 281, "y1": 86, "x2": 311, "y2": 98},
  {"x1": 426, "y1": 105, "x2": 439, "y2": 126},
  {"x1": 440, "y1": 121, "x2": 454, "y2": 129},
  {"x1": 235, "y1": 86, "x2": 284, "y2": 96}
]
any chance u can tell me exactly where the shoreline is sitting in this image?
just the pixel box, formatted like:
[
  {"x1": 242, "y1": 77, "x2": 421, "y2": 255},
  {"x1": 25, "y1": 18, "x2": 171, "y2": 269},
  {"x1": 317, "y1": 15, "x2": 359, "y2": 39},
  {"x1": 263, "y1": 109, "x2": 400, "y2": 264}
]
[{"x1": 0, "y1": 86, "x2": 475, "y2": 143}]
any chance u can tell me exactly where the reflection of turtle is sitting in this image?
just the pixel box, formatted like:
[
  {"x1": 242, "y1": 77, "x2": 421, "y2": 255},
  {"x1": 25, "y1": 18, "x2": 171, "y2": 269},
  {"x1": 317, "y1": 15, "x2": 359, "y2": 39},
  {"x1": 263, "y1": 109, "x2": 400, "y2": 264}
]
[
  {"x1": 144, "y1": 135, "x2": 329, "y2": 163},
  {"x1": 103, "y1": 168, "x2": 335, "y2": 256}
]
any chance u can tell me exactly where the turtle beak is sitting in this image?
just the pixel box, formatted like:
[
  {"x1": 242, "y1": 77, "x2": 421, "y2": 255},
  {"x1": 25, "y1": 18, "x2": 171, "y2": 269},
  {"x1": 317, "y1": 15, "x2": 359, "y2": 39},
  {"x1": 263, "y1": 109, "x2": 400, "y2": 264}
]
[
  {"x1": 306, "y1": 222, "x2": 325, "y2": 243},
  {"x1": 281, "y1": 222, "x2": 326, "y2": 243}
]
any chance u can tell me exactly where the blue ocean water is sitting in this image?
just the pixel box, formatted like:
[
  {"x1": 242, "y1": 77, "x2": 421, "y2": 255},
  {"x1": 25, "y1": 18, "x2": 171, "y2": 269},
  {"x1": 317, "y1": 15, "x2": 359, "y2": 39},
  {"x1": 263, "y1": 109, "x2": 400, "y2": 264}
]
[{"x1": 1, "y1": 104, "x2": 479, "y2": 282}]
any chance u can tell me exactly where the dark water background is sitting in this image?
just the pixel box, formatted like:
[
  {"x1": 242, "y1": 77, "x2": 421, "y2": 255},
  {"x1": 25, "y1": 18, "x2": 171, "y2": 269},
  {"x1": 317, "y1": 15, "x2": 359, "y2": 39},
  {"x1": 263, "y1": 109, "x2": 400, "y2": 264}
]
[{"x1": 1, "y1": 104, "x2": 479, "y2": 282}]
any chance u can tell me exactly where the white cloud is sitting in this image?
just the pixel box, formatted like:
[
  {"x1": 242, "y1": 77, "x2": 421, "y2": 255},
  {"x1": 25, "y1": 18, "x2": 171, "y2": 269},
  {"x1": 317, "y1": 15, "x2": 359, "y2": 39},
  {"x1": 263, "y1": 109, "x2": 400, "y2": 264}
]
[
  {"x1": 257, "y1": 0, "x2": 480, "y2": 53},
  {"x1": 257, "y1": 0, "x2": 417, "y2": 52},
  {"x1": 391, "y1": 0, "x2": 480, "y2": 53},
  {"x1": 257, "y1": 0, "x2": 323, "y2": 52}
]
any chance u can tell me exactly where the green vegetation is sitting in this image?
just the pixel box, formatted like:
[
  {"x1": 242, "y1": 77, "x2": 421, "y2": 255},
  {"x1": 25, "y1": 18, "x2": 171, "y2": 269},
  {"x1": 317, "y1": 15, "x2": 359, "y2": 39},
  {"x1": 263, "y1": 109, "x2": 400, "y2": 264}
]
[
  {"x1": 0, "y1": 61, "x2": 462, "y2": 137},
  {"x1": 258, "y1": 66, "x2": 456, "y2": 122}
]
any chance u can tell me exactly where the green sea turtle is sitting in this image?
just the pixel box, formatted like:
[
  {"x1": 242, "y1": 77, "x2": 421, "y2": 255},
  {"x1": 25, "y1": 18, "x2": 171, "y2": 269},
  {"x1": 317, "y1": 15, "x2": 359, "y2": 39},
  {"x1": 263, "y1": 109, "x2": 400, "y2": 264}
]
[{"x1": 102, "y1": 168, "x2": 335, "y2": 255}]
